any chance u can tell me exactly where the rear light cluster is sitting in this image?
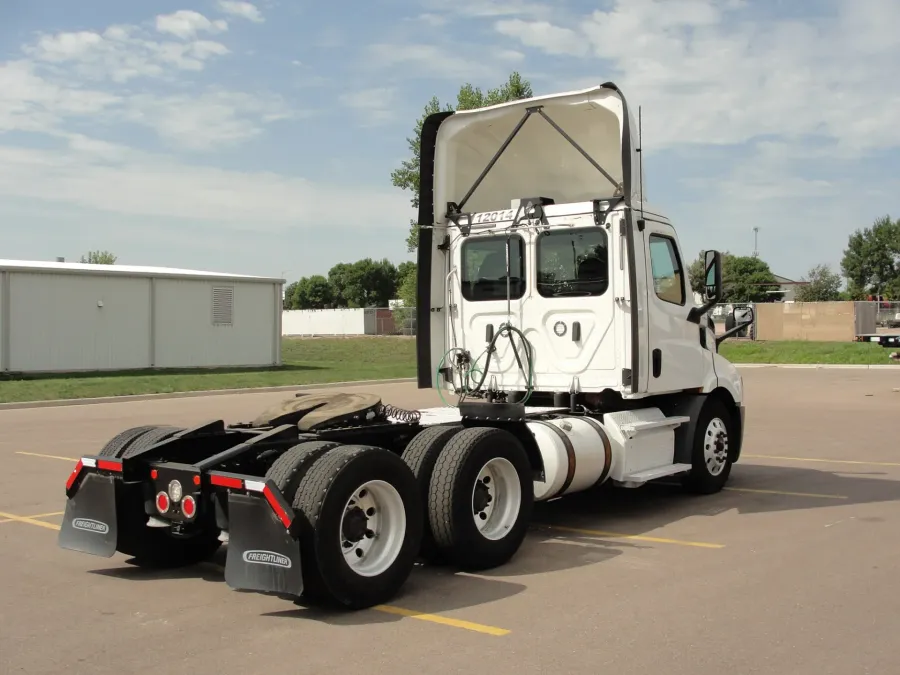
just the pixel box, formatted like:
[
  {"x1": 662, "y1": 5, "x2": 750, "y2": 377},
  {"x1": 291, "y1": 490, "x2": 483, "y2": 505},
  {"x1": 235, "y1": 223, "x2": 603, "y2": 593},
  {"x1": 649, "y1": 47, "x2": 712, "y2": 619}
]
[{"x1": 153, "y1": 477, "x2": 198, "y2": 519}]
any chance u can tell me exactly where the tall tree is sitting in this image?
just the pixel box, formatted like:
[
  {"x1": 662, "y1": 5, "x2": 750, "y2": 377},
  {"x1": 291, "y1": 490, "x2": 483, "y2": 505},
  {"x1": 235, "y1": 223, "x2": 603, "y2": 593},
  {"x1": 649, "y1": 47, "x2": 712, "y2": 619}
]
[
  {"x1": 327, "y1": 258, "x2": 399, "y2": 308},
  {"x1": 840, "y1": 215, "x2": 900, "y2": 298},
  {"x1": 794, "y1": 263, "x2": 842, "y2": 302},
  {"x1": 392, "y1": 72, "x2": 533, "y2": 253},
  {"x1": 80, "y1": 250, "x2": 116, "y2": 264},
  {"x1": 293, "y1": 275, "x2": 334, "y2": 309}
]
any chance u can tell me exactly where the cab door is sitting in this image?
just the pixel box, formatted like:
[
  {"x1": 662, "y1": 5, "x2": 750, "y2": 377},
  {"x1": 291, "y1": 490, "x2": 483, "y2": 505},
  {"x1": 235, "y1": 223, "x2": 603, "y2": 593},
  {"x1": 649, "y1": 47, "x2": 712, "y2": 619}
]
[{"x1": 643, "y1": 221, "x2": 703, "y2": 394}]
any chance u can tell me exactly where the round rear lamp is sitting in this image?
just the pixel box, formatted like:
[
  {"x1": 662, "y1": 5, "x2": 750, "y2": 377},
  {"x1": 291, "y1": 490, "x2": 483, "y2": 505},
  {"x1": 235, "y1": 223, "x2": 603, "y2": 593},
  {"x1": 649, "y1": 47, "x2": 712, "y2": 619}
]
[
  {"x1": 182, "y1": 495, "x2": 197, "y2": 519},
  {"x1": 156, "y1": 491, "x2": 170, "y2": 514}
]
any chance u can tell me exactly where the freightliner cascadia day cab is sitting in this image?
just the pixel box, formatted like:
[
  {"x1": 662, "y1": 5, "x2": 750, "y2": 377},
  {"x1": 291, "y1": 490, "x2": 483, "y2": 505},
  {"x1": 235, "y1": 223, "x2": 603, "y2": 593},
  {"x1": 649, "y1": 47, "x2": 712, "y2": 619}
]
[{"x1": 57, "y1": 83, "x2": 752, "y2": 610}]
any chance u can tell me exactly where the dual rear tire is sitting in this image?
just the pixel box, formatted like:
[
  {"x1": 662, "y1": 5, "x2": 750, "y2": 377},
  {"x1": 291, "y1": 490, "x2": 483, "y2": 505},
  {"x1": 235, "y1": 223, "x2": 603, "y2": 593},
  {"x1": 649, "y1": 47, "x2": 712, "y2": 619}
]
[
  {"x1": 402, "y1": 425, "x2": 534, "y2": 571},
  {"x1": 275, "y1": 425, "x2": 534, "y2": 609}
]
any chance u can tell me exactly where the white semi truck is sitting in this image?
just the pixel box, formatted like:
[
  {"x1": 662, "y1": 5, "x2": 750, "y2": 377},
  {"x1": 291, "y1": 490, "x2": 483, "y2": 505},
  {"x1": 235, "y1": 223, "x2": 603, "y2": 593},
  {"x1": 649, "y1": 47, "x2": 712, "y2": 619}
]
[{"x1": 58, "y1": 83, "x2": 753, "y2": 610}]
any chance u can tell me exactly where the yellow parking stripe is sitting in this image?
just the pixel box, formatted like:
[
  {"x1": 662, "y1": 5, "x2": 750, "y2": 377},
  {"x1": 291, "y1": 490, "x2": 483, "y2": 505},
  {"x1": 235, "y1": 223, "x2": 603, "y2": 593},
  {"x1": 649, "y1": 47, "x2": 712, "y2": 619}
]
[
  {"x1": 541, "y1": 524, "x2": 725, "y2": 549},
  {"x1": 373, "y1": 604, "x2": 510, "y2": 636},
  {"x1": 0, "y1": 511, "x2": 62, "y2": 530}
]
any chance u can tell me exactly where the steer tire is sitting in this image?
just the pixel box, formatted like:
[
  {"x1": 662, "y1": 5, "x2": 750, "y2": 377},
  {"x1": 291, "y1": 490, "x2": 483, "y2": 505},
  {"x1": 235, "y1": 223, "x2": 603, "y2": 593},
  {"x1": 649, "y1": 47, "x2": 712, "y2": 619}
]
[
  {"x1": 428, "y1": 426, "x2": 533, "y2": 572},
  {"x1": 265, "y1": 441, "x2": 342, "y2": 496},
  {"x1": 681, "y1": 397, "x2": 735, "y2": 495},
  {"x1": 291, "y1": 444, "x2": 423, "y2": 610},
  {"x1": 400, "y1": 425, "x2": 463, "y2": 563}
]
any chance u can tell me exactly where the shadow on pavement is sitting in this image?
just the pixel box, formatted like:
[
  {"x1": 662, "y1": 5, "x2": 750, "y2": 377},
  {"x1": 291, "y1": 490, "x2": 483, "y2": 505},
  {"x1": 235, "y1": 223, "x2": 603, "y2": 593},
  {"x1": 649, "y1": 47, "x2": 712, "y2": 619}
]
[{"x1": 85, "y1": 461, "x2": 899, "y2": 625}]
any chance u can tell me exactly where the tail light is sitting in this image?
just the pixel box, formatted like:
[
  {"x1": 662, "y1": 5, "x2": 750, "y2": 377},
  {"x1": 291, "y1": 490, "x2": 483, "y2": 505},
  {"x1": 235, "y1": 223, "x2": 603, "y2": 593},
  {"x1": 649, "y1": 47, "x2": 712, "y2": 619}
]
[
  {"x1": 182, "y1": 495, "x2": 197, "y2": 519},
  {"x1": 156, "y1": 491, "x2": 170, "y2": 514}
]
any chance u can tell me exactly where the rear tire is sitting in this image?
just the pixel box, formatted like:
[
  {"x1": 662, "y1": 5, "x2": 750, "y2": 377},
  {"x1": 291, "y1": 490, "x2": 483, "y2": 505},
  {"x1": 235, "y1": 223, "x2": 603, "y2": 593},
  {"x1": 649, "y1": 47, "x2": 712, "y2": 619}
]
[
  {"x1": 97, "y1": 426, "x2": 160, "y2": 458},
  {"x1": 265, "y1": 441, "x2": 341, "y2": 496},
  {"x1": 428, "y1": 426, "x2": 533, "y2": 571},
  {"x1": 291, "y1": 445, "x2": 423, "y2": 609},
  {"x1": 400, "y1": 425, "x2": 463, "y2": 563}
]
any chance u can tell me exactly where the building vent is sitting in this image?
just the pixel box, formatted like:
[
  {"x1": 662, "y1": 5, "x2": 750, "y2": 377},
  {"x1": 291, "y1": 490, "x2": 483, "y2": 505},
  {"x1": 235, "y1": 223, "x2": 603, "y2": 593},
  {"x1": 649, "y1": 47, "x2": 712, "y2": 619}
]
[{"x1": 212, "y1": 286, "x2": 234, "y2": 325}]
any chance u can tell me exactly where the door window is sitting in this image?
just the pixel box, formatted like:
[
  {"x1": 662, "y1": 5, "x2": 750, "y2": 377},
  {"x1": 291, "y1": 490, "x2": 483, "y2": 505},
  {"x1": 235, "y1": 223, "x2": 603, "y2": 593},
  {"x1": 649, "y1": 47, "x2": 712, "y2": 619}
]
[
  {"x1": 536, "y1": 228, "x2": 609, "y2": 298},
  {"x1": 648, "y1": 234, "x2": 685, "y2": 305},
  {"x1": 460, "y1": 234, "x2": 526, "y2": 301}
]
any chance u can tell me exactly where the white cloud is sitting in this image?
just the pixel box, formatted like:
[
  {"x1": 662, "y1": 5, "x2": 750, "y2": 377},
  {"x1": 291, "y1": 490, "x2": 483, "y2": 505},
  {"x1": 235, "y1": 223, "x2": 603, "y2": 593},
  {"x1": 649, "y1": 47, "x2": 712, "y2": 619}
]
[
  {"x1": 155, "y1": 10, "x2": 228, "y2": 39},
  {"x1": 0, "y1": 141, "x2": 412, "y2": 231},
  {"x1": 24, "y1": 24, "x2": 231, "y2": 83},
  {"x1": 495, "y1": 19, "x2": 588, "y2": 57},
  {"x1": 217, "y1": 1, "x2": 265, "y2": 23},
  {"x1": 493, "y1": 0, "x2": 900, "y2": 157},
  {"x1": 123, "y1": 90, "x2": 295, "y2": 150},
  {"x1": 339, "y1": 87, "x2": 398, "y2": 125}
]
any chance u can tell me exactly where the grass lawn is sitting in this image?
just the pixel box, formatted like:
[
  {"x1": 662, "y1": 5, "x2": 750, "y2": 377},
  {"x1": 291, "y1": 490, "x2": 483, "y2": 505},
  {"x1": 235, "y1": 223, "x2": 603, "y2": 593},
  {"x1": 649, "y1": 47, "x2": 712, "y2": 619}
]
[
  {"x1": 0, "y1": 336, "x2": 894, "y2": 404},
  {"x1": 718, "y1": 339, "x2": 895, "y2": 365},
  {"x1": 0, "y1": 337, "x2": 417, "y2": 404}
]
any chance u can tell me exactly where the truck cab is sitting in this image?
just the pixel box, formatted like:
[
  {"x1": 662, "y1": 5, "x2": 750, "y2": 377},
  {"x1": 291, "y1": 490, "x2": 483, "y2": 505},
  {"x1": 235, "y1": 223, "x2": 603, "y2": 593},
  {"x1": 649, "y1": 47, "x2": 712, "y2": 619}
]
[{"x1": 414, "y1": 83, "x2": 743, "y2": 409}]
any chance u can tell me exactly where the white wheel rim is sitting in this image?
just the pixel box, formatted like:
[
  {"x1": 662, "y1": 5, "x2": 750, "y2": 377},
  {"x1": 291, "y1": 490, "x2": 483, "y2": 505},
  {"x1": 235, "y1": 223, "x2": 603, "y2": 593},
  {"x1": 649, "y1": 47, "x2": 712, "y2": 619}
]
[
  {"x1": 471, "y1": 457, "x2": 521, "y2": 540},
  {"x1": 704, "y1": 417, "x2": 729, "y2": 476},
  {"x1": 339, "y1": 480, "x2": 406, "y2": 577}
]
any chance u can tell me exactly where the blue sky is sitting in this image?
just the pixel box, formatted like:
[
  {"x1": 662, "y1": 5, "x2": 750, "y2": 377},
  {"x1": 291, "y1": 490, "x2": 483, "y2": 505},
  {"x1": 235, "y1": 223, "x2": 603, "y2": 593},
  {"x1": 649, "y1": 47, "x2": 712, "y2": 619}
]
[{"x1": 1, "y1": 0, "x2": 897, "y2": 285}]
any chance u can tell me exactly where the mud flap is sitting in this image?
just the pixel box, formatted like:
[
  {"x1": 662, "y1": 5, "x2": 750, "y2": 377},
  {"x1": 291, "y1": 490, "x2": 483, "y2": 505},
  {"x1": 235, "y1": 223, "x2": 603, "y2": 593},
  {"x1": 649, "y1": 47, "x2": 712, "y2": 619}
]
[
  {"x1": 224, "y1": 492, "x2": 303, "y2": 598},
  {"x1": 57, "y1": 473, "x2": 118, "y2": 557}
]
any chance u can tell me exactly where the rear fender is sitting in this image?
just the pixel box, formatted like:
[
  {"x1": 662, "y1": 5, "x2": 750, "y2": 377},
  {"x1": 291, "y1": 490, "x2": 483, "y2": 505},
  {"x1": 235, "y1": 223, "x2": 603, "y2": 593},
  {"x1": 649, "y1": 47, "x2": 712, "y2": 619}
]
[{"x1": 208, "y1": 471, "x2": 304, "y2": 599}]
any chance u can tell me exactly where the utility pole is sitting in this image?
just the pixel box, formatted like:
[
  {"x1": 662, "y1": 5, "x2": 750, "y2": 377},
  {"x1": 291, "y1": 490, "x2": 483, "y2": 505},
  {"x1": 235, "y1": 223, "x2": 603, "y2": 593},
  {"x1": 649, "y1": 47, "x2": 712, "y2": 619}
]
[{"x1": 752, "y1": 227, "x2": 759, "y2": 258}]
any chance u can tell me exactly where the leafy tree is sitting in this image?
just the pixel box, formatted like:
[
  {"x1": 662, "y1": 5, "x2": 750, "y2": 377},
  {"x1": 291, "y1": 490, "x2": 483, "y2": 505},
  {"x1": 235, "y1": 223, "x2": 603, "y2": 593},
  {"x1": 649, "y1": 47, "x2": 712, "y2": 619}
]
[
  {"x1": 840, "y1": 215, "x2": 900, "y2": 298},
  {"x1": 392, "y1": 72, "x2": 533, "y2": 253},
  {"x1": 794, "y1": 263, "x2": 842, "y2": 302},
  {"x1": 283, "y1": 280, "x2": 300, "y2": 309},
  {"x1": 687, "y1": 252, "x2": 779, "y2": 303},
  {"x1": 293, "y1": 275, "x2": 334, "y2": 309},
  {"x1": 80, "y1": 250, "x2": 116, "y2": 264},
  {"x1": 327, "y1": 258, "x2": 399, "y2": 308}
]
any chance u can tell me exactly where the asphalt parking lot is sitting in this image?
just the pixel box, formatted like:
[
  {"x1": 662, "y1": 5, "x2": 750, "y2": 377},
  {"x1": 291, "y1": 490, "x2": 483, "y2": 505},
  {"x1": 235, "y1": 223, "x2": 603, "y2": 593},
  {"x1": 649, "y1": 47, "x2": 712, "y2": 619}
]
[{"x1": 1, "y1": 368, "x2": 898, "y2": 675}]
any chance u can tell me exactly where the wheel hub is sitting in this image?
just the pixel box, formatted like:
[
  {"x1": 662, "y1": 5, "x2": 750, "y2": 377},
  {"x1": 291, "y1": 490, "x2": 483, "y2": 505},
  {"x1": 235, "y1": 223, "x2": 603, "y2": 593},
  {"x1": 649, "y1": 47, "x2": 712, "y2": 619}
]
[
  {"x1": 339, "y1": 480, "x2": 406, "y2": 577},
  {"x1": 704, "y1": 418, "x2": 730, "y2": 476},
  {"x1": 470, "y1": 457, "x2": 522, "y2": 540}
]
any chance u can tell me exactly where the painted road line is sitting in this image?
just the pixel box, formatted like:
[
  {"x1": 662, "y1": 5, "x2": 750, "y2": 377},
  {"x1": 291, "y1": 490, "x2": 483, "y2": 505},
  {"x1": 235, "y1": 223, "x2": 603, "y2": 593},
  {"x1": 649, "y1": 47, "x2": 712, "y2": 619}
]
[
  {"x1": 723, "y1": 487, "x2": 847, "y2": 500},
  {"x1": 541, "y1": 524, "x2": 725, "y2": 549},
  {"x1": 373, "y1": 604, "x2": 510, "y2": 636},
  {"x1": 17, "y1": 451, "x2": 78, "y2": 462},
  {"x1": 0, "y1": 511, "x2": 62, "y2": 531},
  {"x1": 745, "y1": 454, "x2": 900, "y2": 468},
  {"x1": 0, "y1": 507, "x2": 511, "y2": 636}
]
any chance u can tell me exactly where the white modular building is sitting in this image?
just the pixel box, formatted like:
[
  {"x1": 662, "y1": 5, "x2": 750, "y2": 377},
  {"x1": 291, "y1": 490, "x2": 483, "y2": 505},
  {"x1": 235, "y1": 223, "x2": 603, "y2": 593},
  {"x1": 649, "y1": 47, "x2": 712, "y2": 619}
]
[{"x1": 0, "y1": 260, "x2": 283, "y2": 374}]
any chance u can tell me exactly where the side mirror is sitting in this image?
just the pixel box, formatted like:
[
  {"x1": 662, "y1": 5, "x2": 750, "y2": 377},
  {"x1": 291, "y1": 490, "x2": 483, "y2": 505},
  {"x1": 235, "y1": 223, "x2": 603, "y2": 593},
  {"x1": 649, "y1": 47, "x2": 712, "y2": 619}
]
[{"x1": 703, "y1": 250, "x2": 722, "y2": 303}]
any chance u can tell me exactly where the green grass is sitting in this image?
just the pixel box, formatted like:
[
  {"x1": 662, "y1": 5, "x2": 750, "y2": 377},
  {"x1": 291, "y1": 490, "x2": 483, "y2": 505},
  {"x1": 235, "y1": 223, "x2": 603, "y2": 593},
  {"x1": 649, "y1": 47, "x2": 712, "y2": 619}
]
[
  {"x1": 718, "y1": 339, "x2": 895, "y2": 365},
  {"x1": 0, "y1": 336, "x2": 894, "y2": 404},
  {"x1": 0, "y1": 337, "x2": 417, "y2": 404}
]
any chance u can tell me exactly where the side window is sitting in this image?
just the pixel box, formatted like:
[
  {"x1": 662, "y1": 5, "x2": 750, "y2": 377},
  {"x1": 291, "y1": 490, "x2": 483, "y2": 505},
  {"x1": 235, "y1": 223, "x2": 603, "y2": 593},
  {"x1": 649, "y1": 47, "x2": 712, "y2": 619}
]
[
  {"x1": 460, "y1": 235, "x2": 526, "y2": 301},
  {"x1": 648, "y1": 234, "x2": 686, "y2": 306},
  {"x1": 536, "y1": 228, "x2": 609, "y2": 297}
]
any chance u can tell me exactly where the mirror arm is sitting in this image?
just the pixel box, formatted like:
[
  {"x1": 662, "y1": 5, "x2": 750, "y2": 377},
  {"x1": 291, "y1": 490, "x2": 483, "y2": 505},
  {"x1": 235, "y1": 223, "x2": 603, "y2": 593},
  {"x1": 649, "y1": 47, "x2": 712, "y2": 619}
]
[
  {"x1": 687, "y1": 297, "x2": 718, "y2": 324},
  {"x1": 715, "y1": 318, "x2": 753, "y2": 347}
]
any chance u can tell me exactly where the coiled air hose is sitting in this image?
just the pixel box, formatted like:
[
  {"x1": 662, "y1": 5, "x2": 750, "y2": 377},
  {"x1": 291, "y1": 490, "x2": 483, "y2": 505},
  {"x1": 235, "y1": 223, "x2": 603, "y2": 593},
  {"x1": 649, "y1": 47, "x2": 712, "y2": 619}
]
[{"x1": 437, "y1": 323, "x2": 535, "y2": 407}]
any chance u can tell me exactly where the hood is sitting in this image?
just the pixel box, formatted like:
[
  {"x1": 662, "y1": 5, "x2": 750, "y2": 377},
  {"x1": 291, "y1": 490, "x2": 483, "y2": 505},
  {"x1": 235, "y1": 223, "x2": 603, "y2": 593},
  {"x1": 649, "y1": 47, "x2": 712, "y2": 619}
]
[{"x1": 426, "y1": 83, "x2": 643, "y2": 225}]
